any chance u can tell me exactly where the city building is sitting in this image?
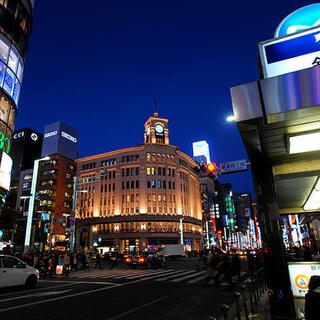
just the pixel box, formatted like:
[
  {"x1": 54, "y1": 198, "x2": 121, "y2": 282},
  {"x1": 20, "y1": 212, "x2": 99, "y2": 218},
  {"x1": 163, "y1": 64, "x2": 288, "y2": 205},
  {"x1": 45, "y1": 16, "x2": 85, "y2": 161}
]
[
  {"x1": 23, "y1": 121, "x2": 78, "y2": 252},
  {"x1": 75, "y1": 112, "x2": 202, "y2": 253},
  {"x1": 0, "y1": 0, "x2": 34, "y2": 206}
]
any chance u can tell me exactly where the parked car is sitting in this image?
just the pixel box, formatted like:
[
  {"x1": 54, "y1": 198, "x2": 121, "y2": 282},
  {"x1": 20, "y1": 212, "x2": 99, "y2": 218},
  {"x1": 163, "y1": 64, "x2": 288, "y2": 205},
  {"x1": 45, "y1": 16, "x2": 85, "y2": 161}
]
[
  {"x1": 0, "y1": 254, "x2": 39, "y2": 289},
  {"x1": 125, "y1": 252, "x2": 165, "y2": 269}
]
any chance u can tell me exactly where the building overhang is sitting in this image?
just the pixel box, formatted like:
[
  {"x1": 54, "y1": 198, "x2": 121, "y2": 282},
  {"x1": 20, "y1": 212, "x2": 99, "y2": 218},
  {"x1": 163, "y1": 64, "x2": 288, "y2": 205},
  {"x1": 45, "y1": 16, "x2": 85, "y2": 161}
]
[{"x1": 231, "y1": 65, "x2": 320, "y2": 215}]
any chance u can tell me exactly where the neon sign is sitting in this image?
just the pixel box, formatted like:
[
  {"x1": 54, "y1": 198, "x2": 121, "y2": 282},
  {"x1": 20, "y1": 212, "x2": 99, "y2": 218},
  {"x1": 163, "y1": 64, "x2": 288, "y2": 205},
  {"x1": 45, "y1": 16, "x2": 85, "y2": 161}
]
[{"x1": 0, "y1": 130, "x2": 10, "y2": 154}]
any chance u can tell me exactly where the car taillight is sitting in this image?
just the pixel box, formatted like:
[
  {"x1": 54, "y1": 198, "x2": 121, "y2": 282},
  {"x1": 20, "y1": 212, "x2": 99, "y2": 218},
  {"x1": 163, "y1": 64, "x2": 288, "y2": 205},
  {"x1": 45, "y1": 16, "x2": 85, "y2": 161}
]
[
  {"x1": 125, "y1": 258, "x2": 131, "y2": 262},
  {"x1": 138, "y1": 258, "x2": 145, "y2": 263}
]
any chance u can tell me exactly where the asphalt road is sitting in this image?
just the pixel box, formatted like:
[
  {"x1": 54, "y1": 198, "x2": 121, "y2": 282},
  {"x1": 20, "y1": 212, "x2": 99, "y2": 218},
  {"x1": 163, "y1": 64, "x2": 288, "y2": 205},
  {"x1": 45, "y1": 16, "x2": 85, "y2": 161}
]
[{"x1": 0, "y1": 257, "x2": 248, "y2": 320}]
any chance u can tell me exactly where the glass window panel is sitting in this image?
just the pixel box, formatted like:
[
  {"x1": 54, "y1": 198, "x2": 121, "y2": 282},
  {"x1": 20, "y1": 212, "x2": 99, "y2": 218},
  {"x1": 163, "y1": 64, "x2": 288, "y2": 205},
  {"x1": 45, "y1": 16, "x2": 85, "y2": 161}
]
[
  {"x1": 0, "y1": 34, "x2": 9, "y2": 63},
  {"x1": 0, "y1": 95, "x2": 11, "y2": 124},
  {"x1": 8, "y1": 46, "x2": 19, "y2": 73},
  {"x1": 0, "y1": 60, "x2": 5, "y2": 87},
  {"x1": 4, "y1": 68, "x2": 14, "y2": 96},
  {"x1": 12, "y1": 77, "x2": 20, "y2": 105},
  {"x1": 17, "y1": 57, "x2": 23, "y2": 82}
]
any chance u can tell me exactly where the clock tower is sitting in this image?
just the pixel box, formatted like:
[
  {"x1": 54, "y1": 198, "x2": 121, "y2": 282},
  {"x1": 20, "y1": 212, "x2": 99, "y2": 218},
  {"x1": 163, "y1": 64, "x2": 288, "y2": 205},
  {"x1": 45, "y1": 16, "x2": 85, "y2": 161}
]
[{"x1": 144, "y1": 108, "x2": 169, "y2": 145}]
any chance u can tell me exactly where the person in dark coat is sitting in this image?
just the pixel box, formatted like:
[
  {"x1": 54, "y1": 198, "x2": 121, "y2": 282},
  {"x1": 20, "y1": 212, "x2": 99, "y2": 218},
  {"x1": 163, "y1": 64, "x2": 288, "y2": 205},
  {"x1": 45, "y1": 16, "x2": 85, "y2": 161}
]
[{"x1": 305, "y1": 275, "x2": 320, "y2": 320}]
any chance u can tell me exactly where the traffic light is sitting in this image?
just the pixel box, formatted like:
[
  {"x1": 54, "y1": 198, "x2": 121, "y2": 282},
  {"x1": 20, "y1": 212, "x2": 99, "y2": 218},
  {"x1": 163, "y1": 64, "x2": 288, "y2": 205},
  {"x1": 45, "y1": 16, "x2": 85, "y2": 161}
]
[{"x1": 206, "y1": 162, "x2": 217, "y2": 173}]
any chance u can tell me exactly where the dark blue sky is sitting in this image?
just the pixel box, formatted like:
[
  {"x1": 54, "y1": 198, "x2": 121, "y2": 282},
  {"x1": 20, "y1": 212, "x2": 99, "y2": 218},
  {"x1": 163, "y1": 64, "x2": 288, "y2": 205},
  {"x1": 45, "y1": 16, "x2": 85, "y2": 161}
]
[{"x1": 15, "y1": 0, "x2": 315, "y2": 197}]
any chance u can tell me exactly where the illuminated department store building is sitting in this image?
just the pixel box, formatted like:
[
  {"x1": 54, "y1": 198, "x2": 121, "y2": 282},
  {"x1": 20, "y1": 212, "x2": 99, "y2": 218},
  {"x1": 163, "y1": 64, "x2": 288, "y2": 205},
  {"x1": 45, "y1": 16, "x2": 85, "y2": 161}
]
[
  {"x1": 0, "y1": 0, "x2": 34, "y2": 203},
  {"x1": 75, "y1": 112, "x2": 202, "y2": 252}
]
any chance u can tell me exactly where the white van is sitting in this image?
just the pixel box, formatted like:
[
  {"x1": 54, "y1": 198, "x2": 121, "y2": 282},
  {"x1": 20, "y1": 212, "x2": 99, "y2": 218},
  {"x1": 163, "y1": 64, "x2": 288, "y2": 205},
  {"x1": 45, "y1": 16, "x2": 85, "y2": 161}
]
[{"x1": 0, "y1": 254, "x2": 39, "y2": 289}]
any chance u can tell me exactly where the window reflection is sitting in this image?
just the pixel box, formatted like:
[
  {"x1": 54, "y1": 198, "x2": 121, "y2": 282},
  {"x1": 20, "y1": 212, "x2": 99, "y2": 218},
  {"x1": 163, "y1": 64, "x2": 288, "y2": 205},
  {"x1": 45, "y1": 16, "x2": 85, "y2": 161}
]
[
  {"x1": 8, "y1": 45, "x2": 18, "y2": 72},
  {"x1": 4, "y1": 68, "x2": 14, "y2": 95},
  {"x1": 0, "y1": 34, "x2": 9, "y2": 63}
]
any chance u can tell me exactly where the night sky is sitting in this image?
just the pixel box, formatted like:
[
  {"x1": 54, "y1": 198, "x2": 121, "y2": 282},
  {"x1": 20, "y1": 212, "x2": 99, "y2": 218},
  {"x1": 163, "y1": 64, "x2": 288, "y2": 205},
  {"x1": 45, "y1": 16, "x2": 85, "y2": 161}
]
[{"x1": 14, "y1": 0, "x2": 316, "y2": 197}]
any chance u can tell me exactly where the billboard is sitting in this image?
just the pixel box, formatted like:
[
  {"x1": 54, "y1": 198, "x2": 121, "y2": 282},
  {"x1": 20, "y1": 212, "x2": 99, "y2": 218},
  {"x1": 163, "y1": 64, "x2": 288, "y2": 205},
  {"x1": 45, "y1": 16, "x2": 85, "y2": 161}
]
[
  {"x1": 0, "y1": 151, "x2": 13, "y2": 191},
  {"x1": 259, "y1": 26, "x2": 320, "y2": 79},
  {"x1": 192, "y1": 140, "x2": 210, "y2": 164},
  {"x1": 41, "y1": 122, "x2": 78, "y2": 160},
  {"x1": 288, "y1": 262, "x2": 320, "y2": 297}
]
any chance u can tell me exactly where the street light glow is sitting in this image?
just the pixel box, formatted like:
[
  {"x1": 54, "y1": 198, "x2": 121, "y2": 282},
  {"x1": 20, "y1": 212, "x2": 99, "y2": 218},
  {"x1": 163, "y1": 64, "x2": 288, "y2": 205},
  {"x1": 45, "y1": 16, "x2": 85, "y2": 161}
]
[{"x1": 226, "y1": 115, "x2": 236, "y2": 122}]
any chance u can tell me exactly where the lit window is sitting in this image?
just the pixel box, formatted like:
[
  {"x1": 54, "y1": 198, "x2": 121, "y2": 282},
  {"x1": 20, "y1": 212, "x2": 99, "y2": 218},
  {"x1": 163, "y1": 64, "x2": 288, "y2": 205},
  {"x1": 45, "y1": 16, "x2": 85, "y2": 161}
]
[
  {"x1": 146, "y1": 153, "x2": 151, "y2": 161},
  {"x1": 152, "y1": 194, "x2": 156, "y2": 202},
  {"x1": 0, "y1": 34, "x2": 9, "y2": 63},
  {"x1": 147, "y1": 167, "x2": 150, "y2": 175},
  {"x1": 158, "y1": 180, "x2": 161, "y2": 188},
  {"x1": 126, "y1": 195, "x2": 130, "y2": 203},
  {"x1": 158, "y1": 194, "x2": 162, "y2": 202},
  {"x1": 8, "y1": 46, "x2": 19, "y2": 73},
  {"x1": 151, "y1": 167, "x2": 155, "y2": 175}
]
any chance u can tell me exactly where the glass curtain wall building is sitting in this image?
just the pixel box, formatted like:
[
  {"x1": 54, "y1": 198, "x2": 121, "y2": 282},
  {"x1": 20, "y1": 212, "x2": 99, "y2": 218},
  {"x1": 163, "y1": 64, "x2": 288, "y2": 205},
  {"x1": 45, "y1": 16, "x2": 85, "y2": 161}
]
[{"x1": 0, "y1": 0, "x2": 33, "y2": 203}]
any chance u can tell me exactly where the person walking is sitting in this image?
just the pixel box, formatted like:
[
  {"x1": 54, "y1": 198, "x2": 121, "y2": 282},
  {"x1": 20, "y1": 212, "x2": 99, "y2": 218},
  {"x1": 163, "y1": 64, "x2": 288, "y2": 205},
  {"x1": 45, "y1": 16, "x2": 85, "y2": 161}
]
[
  {"x1": 204, "y1": 250, "x2": 220, "y2": 287},
  {"x1": 305, "y1": 275, "x2": 320, "y2": 320},
  {"x1": 64, "y1": 251, "x2": 71, "y2": 277},
  {"x1": 95, "y1": 252, "x2": 102, "y2": 269},
  {"x1": 232, "y1": 251, "x2": 241, "y2": 281}
]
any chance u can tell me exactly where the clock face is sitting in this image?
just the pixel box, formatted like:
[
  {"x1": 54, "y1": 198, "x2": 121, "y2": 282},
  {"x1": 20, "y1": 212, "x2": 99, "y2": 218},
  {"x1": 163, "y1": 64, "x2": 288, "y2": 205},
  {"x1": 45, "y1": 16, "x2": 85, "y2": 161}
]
[
  {"x1": 146, "y1": 127, "x2": 150, "y2": 136},
  {"x1": 155, "y1": 124, "x2": 164, "y2": 133}
]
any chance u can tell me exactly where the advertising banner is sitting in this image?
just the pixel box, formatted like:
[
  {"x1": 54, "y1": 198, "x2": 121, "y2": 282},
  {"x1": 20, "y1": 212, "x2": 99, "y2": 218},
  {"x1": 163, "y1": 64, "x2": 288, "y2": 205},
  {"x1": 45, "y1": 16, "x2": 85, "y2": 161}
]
[
  {"x1": 0, "y1": 151, "x2": 13, "y2": 191},
  {"x1": 288, "y1": 261, "x2": 320, "y2": 297}
]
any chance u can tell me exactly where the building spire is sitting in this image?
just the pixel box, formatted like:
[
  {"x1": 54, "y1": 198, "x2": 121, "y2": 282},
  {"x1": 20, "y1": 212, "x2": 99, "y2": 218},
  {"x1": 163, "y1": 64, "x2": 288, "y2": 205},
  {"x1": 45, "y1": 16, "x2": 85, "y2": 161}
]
[{"x1": 154, "y1": 99, "x2": 158, "y2": 117}]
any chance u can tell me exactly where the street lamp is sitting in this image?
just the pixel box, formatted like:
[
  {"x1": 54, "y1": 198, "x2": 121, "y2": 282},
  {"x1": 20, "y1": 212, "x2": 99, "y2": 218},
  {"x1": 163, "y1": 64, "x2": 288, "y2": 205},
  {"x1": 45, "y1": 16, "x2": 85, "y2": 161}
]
[
  {"x1": 226, "y1": 115, "x2": 236, "y2": 122},
  {"x1": 179, "y1": 218, "x2": 184, "y2": 245},
  {"x1": 24, "y1": 156, "x2": 50, "y2": 254}
]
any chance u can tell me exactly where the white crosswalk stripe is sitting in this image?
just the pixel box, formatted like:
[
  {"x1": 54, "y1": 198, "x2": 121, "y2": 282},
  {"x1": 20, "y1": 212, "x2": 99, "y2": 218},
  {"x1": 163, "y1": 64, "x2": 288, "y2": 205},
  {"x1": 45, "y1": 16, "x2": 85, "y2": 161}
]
[
  {"x1": 155, "y1": 269, "x2": 197, "y2": 281},
  {"x1": 67, "y1": 268, "x2": 231, "y2": 285},
  {"x1": 170, "y1": 270, "x2": 206, "y2": 283}
]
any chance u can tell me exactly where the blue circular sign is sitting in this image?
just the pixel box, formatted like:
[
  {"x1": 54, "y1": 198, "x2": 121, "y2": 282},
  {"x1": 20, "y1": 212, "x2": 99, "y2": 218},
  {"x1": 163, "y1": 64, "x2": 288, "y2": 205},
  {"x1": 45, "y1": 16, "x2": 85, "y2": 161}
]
[{"x1": 275, "y1": 4, "x2": 320, "y2": 38}]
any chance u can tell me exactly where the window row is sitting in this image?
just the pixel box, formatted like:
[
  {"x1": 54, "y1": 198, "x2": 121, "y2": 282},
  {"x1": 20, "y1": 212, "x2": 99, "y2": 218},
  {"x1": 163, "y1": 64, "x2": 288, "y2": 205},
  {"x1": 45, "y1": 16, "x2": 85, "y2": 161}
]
[
  {"x1": 122, "y1": 180, "x2": 139, "y2": 190},
  {"x1": 101, "y1": 158, "x2": 117, "y2": 167},
  {"x1": 122, "y1": 154, "x2": 139, "y2": 163},
  {"x1": 146, "y1": 153, "x2": 174, "y2": 162},
  {"x1": 121, "y1": 167, "x2": 139, "y2": 177},
  {"x1": 146, "y1": 167, "x2": 175, "y2": 177},
  {"x1": 41, "y1": 159, "x2": 58, "y2": 166},
  {"x1": 100, "y1": 183, "x2": 116, "y2": 193},
  {"x1": 147, "y1": 180, "x2": 175, "y2": 190},
  {"x1": 121, "y1": 194, "x2": 139, "y2": 203},
  {"x1": 99, "y1": 196, "x2": 115, "y2": 206},
  {"x1": 147, "y1": 193, "x2": 176, "y2": 203},
  {"x1": 82, "y1": 162, "x2": 96, "y2": 170}
]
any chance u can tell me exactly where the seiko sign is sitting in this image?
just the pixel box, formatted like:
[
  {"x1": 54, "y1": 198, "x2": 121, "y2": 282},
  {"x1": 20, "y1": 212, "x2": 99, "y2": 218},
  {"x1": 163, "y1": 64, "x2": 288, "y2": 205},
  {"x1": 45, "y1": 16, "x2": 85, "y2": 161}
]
[
  {"x1": 61, "y1": 131, "x2": 77, "y2": 143},
  {"x1": 44, "y1": 131, "x2": 58, "y2": 138}
]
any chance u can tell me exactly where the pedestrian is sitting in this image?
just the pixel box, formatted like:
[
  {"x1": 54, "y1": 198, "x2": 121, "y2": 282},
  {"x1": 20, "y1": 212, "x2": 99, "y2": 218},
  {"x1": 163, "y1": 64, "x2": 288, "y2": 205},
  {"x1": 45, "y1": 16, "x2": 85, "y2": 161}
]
[
  {"x1": 95, "y1": 252, "x2": 102, "y2": 269},
  {"x1": 64, "y1": 251, "x2": 71, "y2": 276},
  {"x1": 232, "y1": 251, "x2": 241, "y2": 281},
  {"x1": 204, "y1": 250, "x2": 220, "y2": 287},
  {"x1": 305, "y1": 275, "x2": 320, "y2": 320},
  {"x1": 110, "y1": 252, "x2": 118, "y2": 270},
  {"x1": 72, "y1": 252, "x2": 78, "y2": 271}
]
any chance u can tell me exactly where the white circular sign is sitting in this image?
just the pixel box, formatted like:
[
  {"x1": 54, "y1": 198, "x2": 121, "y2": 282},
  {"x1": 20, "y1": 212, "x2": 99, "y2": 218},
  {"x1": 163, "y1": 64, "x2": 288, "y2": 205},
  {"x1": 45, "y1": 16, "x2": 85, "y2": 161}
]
[{"x1": 31, "y1": 133, "x2": 38, "y2": 141}]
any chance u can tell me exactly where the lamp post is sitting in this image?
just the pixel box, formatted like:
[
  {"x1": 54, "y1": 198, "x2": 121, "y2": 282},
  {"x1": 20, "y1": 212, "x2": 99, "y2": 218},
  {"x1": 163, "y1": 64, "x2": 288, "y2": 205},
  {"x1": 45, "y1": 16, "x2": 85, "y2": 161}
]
[
  {"x1": 69, "y1": 171, "x2": 107, "y2": 252},
  {"x1": 24, "y1": 156, "x2": 50, "y2": 254},
  {"x1": 179, "y1": 218, "x2": 184, "y2": 245}
]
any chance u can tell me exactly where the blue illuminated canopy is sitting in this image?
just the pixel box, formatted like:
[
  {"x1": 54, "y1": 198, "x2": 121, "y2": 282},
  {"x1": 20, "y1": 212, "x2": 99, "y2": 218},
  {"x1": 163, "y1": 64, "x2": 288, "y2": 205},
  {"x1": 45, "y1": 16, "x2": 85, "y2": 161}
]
[{"x1": 275, "y1": 4, "x2": 320, "y2": 38}]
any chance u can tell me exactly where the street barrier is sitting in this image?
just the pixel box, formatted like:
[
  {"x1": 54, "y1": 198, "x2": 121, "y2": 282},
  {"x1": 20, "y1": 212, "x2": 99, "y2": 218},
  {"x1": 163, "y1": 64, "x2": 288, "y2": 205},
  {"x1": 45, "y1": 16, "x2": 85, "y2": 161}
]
[{"x1": 210, "y1": 268, "x2": 267, "y2": 320}]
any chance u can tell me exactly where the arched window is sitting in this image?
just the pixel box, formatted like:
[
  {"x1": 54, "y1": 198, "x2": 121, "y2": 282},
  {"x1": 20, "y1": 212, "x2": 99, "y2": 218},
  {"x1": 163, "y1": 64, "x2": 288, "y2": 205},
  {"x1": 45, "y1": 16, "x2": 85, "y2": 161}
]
[{"x1": 146, "y1": 153, "x2": 151, "y2": 161}]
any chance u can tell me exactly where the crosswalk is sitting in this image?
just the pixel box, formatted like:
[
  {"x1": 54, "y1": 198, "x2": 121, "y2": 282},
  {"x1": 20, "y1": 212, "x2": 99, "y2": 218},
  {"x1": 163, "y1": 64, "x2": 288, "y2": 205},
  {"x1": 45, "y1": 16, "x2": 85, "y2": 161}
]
[{"x1": 66, "y1": 268, "x2": 246, "y2": 285}]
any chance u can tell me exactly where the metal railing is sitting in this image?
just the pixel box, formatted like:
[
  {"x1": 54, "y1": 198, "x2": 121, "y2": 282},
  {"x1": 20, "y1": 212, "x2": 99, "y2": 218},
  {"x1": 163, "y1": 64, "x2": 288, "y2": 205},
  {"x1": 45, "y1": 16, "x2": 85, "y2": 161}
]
[{"x1": 209, "y1": 267, "x2": 267, "y2": 320}]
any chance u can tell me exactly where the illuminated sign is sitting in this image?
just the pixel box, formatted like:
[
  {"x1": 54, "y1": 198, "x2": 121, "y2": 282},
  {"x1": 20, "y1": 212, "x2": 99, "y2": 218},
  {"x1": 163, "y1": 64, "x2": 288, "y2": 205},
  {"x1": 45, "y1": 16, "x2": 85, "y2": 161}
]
[
  {"x1": 44, "y1": 130, "x2": 57, "y2": 138},
  {"x1": 31, "y1": 133, "x2": 38, "y2": 141},
  {"x1": 61, "y1": 131, "x2": 77, "y2": 143},
  {"x1": 0, "y1": 152, "x2": 13, "y2": 191},
  {"x1": 192, "y1": 140, "x2": 210, "y2": 164},
  {"x1": 0, "y1": 129, "x2": 10, "y2": 154},
  {"x1": 288, "y1": 262, "x2": 320, "y2": 297},
  {"x1": 219, "y1": 159, "x2": 248, "y2": 174},
  {"x1": 275, "y1": 4, "x2": 320, "y2": 38},
  {"x1": 14, "y1": 131, "x2": 24, "y2": 139},
  {"x1": 42, "y1": 121, "x2": 78, "y2": 160},
  {"x1": 259, "y1": 26, "x2": 320, "y2": 79}
]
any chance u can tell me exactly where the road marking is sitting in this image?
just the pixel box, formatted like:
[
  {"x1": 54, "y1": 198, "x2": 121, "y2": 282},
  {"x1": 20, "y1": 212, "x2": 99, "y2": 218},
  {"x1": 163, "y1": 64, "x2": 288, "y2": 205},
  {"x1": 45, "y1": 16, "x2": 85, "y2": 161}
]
[
  {"x1": 105, "y1": 296, "x2": 168, "y2": 320},
  {"x1": 170, "y1": 270, "x2": 206, "y2": 283},
  {"x1": 155, "y1": 269, "x2": 196, "y2": 281},
  {"x1": 187, "y1": 274, "x2": 206, "y2": 284},
  {"x1": 0, "y1": 283, "x2": 78, "y2": 299},
  {"x1": 72, "y1": 281, "x2": 116, "y2": 285},
  {"x1": 125, "y1": 269, "x2": 174, "y2": 279},
  {"x1": 0, "y1": 289, "x2": 72, "y2": 303}
]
